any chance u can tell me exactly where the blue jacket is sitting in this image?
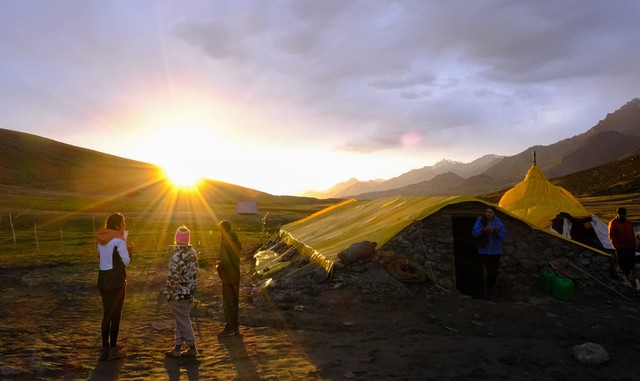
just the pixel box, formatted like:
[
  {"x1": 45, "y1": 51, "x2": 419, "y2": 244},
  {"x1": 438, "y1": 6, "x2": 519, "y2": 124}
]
[{"x1": 471, "y1": 216, "x2": 507, "y2": 255}]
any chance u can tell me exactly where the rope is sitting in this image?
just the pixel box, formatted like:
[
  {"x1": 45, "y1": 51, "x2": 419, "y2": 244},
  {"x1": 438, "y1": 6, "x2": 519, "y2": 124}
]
[
  {"x1": 566, "y1": 261, "x2": 630, "y2": 301},
  {"x1": 384, "y1": 254, "x2": 429, "y2": 283}
]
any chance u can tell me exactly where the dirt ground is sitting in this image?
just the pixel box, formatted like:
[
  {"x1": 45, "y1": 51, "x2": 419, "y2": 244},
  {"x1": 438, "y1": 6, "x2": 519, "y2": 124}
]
[{"x1": 1, "y1": 247, "x2": 640, "y2": 381}]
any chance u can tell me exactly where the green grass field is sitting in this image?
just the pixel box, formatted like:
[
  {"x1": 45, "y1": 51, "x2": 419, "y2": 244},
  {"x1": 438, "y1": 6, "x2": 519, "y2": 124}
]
[{"x1": 1, "y1": 192, "x2": 638, "y2": 267}]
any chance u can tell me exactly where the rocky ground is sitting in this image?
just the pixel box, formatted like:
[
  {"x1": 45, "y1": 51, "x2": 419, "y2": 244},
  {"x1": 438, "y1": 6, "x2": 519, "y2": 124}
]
[{"x1": 1, "y1": 244, "x2": 640, "y2": 381}]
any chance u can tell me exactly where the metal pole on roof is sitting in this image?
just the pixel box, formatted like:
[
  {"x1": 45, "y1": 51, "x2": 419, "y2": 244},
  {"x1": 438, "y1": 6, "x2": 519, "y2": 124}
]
[{"x1": 533, "y1": 150, "x2": 537, "y2": 165}]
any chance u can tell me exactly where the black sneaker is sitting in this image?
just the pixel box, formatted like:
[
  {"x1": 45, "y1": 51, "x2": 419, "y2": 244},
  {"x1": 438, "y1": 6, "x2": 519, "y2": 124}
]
[
  {"x1": 164, "y1": 348, "x2": 181, "y2": 358},
  {"x1": 218, "y1": 327, "x2": 239, "y2": 337},
  {"x1": 107, "y1": 345, "x2": 126, "y2": 360},
  {"x1": 180, "y1": 347, "x2": 198, "y2": 357}
]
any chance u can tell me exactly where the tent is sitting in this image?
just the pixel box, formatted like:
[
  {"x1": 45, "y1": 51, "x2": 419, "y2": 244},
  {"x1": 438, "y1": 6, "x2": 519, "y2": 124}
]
[
  {"x1": 236, "y1": 200, "x2": 259, "y2": 215},
  {"x1": 498, "y1": 163, "x2": 612, "y2": 250},
  {"x1": 257, "y1": 197, "x2": 481, "y2": 275},
  {"x1": 254, "y1": 196, "x2": 610, "y2": 295},
  {"x1": 255, "y1": 195, "x2": 608, "y2": 278}
]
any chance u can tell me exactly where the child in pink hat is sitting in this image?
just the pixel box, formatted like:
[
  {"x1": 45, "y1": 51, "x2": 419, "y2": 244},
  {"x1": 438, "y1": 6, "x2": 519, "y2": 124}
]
[
  {"x1": 163, "y1": 225, "x2": 199, "y2": 357},
  {"x1": 174, "y1": 225, "x2": 191, "y2": 245}
]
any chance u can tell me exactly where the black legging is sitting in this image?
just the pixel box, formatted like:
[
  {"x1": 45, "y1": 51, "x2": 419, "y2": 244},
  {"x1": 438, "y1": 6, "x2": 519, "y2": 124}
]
[
  {"x1": 478, "y1": 254, "x2": 501, "y2": 291},
  {"x1": 100, "y1": 286, "x2": 125, "y2": 347}
]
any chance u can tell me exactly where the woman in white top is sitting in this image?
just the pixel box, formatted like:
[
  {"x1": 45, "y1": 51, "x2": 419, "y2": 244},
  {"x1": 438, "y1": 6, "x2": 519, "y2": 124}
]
[{"x1": 96, "y1": 213, "x2": 133, "y2": 361}]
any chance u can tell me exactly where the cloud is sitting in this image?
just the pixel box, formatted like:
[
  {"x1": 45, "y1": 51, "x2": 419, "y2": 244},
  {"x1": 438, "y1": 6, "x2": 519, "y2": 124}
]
[
  {"x1": 368, "y1": 72, "x2": 437, "y2": 90},
  {"x1": 339, "y1": 129, "x2": 404, "y2": 153},
  {"x1": 165, "y1": 0, "x2": 640, "y2": 155},
  {"x1": 1, "y1": 0, "x2": 639, "y2": 194}
]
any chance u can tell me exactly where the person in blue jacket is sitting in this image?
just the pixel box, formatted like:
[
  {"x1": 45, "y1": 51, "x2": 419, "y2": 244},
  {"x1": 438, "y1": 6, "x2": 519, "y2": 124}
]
[{"x1": 471, "y1": 206, "x2": 507, "y2": 299}]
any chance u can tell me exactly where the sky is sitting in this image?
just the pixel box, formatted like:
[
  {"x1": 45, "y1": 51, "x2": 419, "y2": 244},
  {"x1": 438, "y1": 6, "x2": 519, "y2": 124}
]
[{"x1": 1, "y1": 1, "x2": 639, "y2": 196}]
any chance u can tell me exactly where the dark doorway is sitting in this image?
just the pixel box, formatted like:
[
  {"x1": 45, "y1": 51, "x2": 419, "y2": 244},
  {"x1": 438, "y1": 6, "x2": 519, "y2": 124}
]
[{"x1": 452, "y1": 216, "x2": 484, "y2": 298}]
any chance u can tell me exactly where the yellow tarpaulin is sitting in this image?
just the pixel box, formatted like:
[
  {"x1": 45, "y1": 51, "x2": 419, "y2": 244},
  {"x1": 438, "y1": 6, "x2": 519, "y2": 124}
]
[
  {"x1": 258, "y1": 196, "x2": 485, "y2": 275},
  {"x1": 499, "y1": 164, "x2": 590, "y2": 230},
  {"x1": 255, "y1": 192, "x2": 608, "y2": 278}
]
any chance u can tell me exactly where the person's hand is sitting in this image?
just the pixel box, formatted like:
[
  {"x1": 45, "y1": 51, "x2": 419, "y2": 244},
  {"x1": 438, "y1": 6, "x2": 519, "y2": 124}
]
[{"x1": 127, "y1": 241, "x2": 135, "y2": 258}]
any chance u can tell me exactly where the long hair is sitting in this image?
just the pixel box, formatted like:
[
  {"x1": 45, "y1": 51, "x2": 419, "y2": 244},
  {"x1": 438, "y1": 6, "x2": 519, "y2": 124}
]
[{"x1": 104, "y1": 213, "x2": 124, "y2": 230}]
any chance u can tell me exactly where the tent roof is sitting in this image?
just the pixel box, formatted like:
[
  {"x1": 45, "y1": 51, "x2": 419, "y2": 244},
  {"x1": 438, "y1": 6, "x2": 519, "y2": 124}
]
[
  {"x1": 256, "y1": 194, "x2": 608, "y2": 278},
  {"x1": 259, "y1": 196, "x2": 493, "y2": 275},
  {"x1": 498, "y1": 164, "x2": 591, "y2": 230}
]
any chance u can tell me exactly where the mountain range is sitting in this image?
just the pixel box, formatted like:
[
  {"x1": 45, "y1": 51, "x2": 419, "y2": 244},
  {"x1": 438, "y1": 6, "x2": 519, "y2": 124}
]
[
  {"x1": 305, "y1": 98, "x2": 640, "y2": 199},
  {"x1": 0, "y1": 97, "x2": 639, "y2": 212}
]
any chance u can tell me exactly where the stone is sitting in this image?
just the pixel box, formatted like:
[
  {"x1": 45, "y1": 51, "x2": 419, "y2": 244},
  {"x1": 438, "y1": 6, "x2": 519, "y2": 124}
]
[
  {"x1": 573, "y1": 342, "x2": 609, "y2": 365},
  {"x1": 20, "y1": 271, "x2": 49, "y2": 287}
]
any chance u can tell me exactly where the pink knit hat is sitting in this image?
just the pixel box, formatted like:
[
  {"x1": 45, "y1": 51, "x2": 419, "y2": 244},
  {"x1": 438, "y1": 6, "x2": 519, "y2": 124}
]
[{"x1": 175, "y1": 226, "x2": 190, "y2": 245}]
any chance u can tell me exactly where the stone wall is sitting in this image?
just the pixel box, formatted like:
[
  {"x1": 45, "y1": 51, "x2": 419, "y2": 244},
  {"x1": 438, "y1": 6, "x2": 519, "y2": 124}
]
[{"x1": 380, "y1": 203, "x2": 614, "y2": 295}]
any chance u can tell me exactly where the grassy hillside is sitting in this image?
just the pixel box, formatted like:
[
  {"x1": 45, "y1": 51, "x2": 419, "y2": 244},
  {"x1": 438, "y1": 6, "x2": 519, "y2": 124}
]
[
  {"x1": 0, "y1": 129, "x2": 340, "y2": 220},
  {"x1": 0, "y1": 128, "x2": 163, "y2": 193},
  {"x1": 552, "y1": 154, "x2": 640, "y2": 197}
]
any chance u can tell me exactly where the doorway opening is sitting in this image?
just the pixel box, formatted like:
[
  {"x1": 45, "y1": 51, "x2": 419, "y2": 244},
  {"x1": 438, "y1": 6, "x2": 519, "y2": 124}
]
[{"x1": 452, "y1": 216, "x2": 484, "y2": 298}]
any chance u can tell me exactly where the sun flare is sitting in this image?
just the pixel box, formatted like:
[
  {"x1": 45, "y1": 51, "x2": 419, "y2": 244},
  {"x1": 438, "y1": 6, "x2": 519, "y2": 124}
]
[
  {"x1": 132, "y1": 121, "x2": 217, "y2": 189},
  {"x1": 163, "y1": 167, "x2": 202, "y2": 189}
]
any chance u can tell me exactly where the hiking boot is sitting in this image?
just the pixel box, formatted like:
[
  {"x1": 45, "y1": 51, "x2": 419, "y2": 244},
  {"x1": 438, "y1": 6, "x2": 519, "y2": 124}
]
[
  {"x1": 180, "y1": 347, "x2": 198, "y2": 357},
  {"x1": 218, "y1": 326, "x2": 240, "y2": 337},
  {"x1": 164, "y1": 348, "x2": 181, "y2": 358},
  {"x1": 99, "y1": 346, "x2": 109, "y2": 361},
  {"x1": 107, "y1": 345, "x2": 126, "y2": 360}
]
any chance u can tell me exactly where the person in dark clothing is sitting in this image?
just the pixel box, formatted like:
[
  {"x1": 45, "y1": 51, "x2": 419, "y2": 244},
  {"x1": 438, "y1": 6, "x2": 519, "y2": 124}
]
[
  {"x1": 471, "y1": 206, "x2": 507, "y2": 300},
  {"x1": 217, "y1": 220, "x2": 241, "y2": 337},
  {"x1": 608, "y1": 207, "x2": 638, "y2": 281},
  {"x1": 97, "y1": 213, "x2": 133, "y2": 361}
]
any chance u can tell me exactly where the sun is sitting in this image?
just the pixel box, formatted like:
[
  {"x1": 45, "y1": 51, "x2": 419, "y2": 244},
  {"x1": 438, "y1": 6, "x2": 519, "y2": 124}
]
[{"x1": 163, "y1": 166, "x2": 203, "y2": 189}]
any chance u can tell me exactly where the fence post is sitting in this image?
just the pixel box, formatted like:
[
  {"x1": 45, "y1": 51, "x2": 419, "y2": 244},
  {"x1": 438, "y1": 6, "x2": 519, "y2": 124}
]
[
  {"x1": 153, "y1": 231, "x2": 158, "y2": 255},
  {"x1": 261, "y1": 212, "x2": 269, "y2": 244},
  {"x1": 34, "y1": 224, "x2": 40, "y2": 253},
  {"x1": 60, "y1": 228, "x2": 64, "y2": 254},
  {"x1": 10, "y1": 213, "x2": 16, "y2": 250}
]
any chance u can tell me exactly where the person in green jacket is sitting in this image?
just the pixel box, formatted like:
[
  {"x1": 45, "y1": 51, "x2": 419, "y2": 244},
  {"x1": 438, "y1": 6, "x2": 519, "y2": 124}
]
[{"x1": 216, "y1": 220, "x2": 241, "y2": 337}]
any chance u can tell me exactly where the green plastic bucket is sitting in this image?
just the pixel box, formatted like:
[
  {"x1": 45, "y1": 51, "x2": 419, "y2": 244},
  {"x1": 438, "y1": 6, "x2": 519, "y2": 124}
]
[
  {"x1": 540, "y1": 268, "x2": 556, "y2": 292},
  {"x1": 551, "y1": 276, "x2": 574, "y2": 301}
]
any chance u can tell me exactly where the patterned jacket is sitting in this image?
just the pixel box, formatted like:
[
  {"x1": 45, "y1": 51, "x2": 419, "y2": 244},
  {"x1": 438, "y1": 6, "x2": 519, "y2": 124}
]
[{"x1": 163, "y1": 245, "x2": 198, "y2": 301}]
